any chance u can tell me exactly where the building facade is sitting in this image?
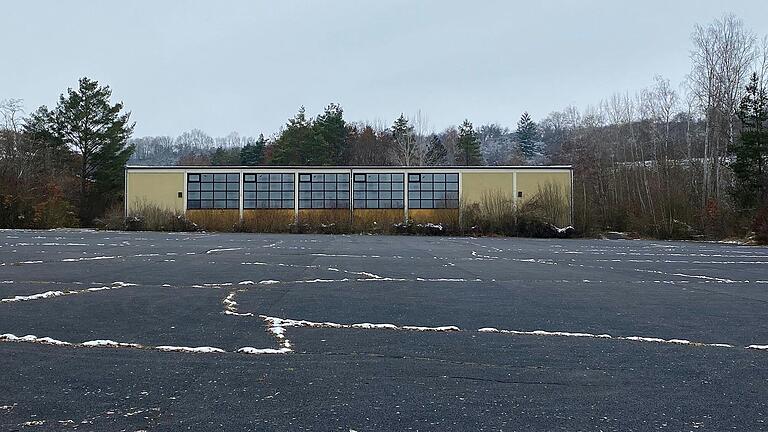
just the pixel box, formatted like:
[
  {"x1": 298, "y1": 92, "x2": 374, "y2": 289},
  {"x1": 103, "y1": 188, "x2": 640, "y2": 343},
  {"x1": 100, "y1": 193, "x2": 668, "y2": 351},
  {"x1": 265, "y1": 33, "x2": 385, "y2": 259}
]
[{"x1": 124, "y1": 166, "x2": 573, "y2": 229}]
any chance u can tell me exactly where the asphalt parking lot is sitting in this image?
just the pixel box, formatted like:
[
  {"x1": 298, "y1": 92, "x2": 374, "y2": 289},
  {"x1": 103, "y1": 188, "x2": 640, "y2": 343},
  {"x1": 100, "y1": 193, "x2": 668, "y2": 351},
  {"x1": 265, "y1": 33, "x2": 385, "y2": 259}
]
[{"x1": 1, "y1": 229, "x2": 767, "y2": 431}]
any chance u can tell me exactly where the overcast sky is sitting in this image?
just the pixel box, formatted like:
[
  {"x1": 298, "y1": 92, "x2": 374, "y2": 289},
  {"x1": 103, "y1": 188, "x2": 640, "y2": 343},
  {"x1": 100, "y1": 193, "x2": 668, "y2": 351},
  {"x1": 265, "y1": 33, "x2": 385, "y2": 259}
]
[{"x1": 2, "y1": 1, "x2": 768, "y2": 138}]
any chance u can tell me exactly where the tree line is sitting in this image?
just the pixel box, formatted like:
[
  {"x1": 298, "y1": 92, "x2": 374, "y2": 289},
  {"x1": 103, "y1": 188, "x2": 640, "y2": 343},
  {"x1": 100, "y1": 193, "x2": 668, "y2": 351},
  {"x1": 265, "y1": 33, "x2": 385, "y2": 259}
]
[{"x1": 1, "y1": 14, "x2": 767, "y2": 241}]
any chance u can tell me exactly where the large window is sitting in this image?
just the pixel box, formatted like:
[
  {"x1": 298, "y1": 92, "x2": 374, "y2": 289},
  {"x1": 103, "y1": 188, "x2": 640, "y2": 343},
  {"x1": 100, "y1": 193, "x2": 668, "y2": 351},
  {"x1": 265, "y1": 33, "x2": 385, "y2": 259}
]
[
  {"x1": 353, "y1": 173, "x2": 404, "y2": 209},
  {"x1": 187, "y1": 173, "x2": 240, "y2": 209},
  {"x1": 407, "y1": 173, "x2": 459, "y2": 209},
  {"x1": 243, "y1": 173, "x2": 294, "y2": 209},
  {"x1": 298, "y1": 173, "x2": 350, "y2": 209}
]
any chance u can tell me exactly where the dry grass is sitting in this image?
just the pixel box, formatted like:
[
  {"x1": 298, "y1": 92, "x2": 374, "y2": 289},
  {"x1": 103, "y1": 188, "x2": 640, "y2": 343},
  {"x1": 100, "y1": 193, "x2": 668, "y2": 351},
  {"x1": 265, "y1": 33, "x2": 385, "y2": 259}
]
[
  {"x1": 186, "y1": 209, "x2": 240, "y2": 232},
  {"x1": 408, "y1": 209, "x2": 460, "y2": 229},
  {"x1": 297, "y1": 209, "x2": 352, "y2": 233},
  {"x1": 241, "y1": 209, "x2": 294, "y2": 233},
  {"x1": 352, "y1": 209, "x2": 405, "y2": 233}
]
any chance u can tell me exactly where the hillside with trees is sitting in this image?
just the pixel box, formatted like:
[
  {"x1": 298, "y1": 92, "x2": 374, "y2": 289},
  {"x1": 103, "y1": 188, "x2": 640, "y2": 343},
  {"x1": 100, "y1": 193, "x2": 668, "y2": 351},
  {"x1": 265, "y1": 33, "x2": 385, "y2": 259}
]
[{"x1": 1, "y1": 15, "x2": 767, "y2": 242}]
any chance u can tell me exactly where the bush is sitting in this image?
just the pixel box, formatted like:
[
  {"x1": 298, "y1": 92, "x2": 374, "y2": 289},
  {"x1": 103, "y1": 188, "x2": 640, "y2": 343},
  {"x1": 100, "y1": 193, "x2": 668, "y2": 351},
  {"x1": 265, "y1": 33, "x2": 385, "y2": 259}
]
[
  {"x1": 459, "y1": 186, "x2": 574, "y2": 238},
  {"x1": 96, "y1": 200, "x2": 197, "y2": 232},
  {"x1": 752, "y1": 207, "x2": 768, "y2": 245}
]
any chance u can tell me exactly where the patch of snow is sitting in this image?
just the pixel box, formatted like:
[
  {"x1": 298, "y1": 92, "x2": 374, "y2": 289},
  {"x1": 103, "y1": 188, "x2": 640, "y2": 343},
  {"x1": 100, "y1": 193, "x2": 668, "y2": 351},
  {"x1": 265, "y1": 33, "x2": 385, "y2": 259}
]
[
  {"x1": 237, "y1": 347, "x2": 291, "y2": 354},
  {"x1": 82, "y1": 340, "x2": 141, "y2": 348},
  {"x1": 205, "y1": 247, "x2": 243, "y2": 254},
  {"x1": 155, "y1": 346, "x2": 225, "y2": 353},
  {"x1": 747, "y1": 344, "x2": 768, "y2": 350}
]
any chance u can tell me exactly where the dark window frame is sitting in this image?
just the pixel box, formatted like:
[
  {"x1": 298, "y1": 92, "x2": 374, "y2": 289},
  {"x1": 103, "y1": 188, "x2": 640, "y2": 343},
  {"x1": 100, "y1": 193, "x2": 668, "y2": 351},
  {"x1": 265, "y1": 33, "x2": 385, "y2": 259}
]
[
  {"x1": 407, "y1": 172, "x2": 459, "y2": 209},
  {"x1": 187, "y1": 173, "x2": 240, "y2": 210},
  {"x1": 243, "y1": 173, "x2": 294, "y2": 209},
  {"x1": 298, "y1": 172, "x2": 350, "y2": 209},
  {"x1": 353, "y1": 173, "x2": 405, "y2": 209}
]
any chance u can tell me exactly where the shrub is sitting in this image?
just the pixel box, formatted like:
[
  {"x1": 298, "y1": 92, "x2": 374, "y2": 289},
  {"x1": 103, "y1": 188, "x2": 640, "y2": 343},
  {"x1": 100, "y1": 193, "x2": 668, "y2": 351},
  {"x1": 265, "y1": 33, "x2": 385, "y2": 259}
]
[
  {"x1": 97, "y1": 200, "x2": 198, "y2": 232},
  {"x1": 752, "y1": 207, "x2": 768, "y2": 245}
]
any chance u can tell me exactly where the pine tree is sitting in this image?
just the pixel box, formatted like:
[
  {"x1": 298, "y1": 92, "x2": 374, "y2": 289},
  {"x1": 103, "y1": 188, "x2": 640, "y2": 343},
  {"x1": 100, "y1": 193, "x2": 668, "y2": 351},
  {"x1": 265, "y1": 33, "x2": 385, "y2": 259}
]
[
  {"x1": 516, "y1": 112, "x2": 540, "y2": 159},
  {"x1": 312, "y1": 103, "x2": 348, "y2": 165},
  {"x1": 425, "y1": 134, "x2": 448, "y2": 165},
  {"x1": 271, "y1": 107, "x2": 311, "y2": 165},
  {"x1": 456, "y1": 119, "x2": 482, "y2": 165},
  {"x1": 392, "y1": 114, "x2": 412, "y2": 142},
  {"x1": 732, "y1": 73, "x2": 768, "y2": 208},
  {"x1": 240, "y1": 134, "x2": 266, "y2": 166},
  {"x1": 47, "y1": 77, "x2": 134, "y2": 222}
]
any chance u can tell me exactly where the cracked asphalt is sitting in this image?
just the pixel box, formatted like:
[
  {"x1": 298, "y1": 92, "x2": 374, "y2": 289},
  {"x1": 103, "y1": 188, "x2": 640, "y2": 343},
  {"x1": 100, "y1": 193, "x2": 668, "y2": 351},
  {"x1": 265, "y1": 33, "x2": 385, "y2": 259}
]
[{"x1": 1, "y1": 229, "x2": 767, "y2": 431}]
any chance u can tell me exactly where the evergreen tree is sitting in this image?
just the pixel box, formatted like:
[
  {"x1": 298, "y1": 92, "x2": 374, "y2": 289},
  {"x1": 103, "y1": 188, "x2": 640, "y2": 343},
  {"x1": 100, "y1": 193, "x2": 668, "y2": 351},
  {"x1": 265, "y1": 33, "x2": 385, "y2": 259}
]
[
  {"x1": 271, "y1": 107, "x2": 311, "y2": 165},
  {"x1": 312, "y1": 103, "x2": 349, "y2": 165},
  {"x1": 46, "y1": 77, "x2": 134, "y2": 222},
  {"x1": 425, "y1": 134, "x2": 448, "y2": 165},
  {"x1": 516, "y1": 112, "x2": 540, "y2": 159},
  {"x1": 456, "y1": 119, "x2": 482, "y2": 165},
  {"x1": 210, "y1": 147, "x2": 241, "y2": 165},
  {"x1": 240, "y1": 134, "x2": 266, "y2": 165},
  {"x1": 392, "y1": 114, "x2": 413, "y2": 142},
  {"x1": 732, "y1": 72, "x2": 768, "y2": 208}
]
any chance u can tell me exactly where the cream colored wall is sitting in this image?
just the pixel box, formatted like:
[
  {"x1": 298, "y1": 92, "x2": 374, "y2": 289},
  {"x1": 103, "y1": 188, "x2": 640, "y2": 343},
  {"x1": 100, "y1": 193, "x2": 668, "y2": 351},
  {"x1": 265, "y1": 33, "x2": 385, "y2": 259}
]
[
  {"x1": 460, "y1": 172, "x2": 514, "y2": 203},
  {"x1": 126, "y1": 171, "x2": 185, "y2": 214},
  {"x1": 515, "y1": 171, "x2": 571, "y2": 203}
]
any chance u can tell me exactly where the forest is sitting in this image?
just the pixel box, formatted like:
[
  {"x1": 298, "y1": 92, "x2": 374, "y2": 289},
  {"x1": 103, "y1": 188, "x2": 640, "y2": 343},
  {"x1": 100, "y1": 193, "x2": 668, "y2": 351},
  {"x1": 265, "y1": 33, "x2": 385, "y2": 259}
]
[{"x1": 1, "y1": 15, "x2": 767, "y2": 242}]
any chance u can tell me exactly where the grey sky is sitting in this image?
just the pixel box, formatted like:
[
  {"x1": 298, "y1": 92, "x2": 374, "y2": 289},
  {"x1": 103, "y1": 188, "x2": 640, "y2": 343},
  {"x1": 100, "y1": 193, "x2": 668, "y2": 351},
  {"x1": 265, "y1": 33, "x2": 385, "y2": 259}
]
[{"x1": 2, "y1": 0, "x2": 768, "y2": 138}]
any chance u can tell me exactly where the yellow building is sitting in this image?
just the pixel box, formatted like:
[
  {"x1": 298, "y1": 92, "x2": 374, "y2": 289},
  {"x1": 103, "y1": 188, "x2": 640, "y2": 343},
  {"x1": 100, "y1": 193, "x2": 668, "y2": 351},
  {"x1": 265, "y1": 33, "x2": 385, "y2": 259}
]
[{"x1": 125, "y1": 166, "x2": 573, "y2": 229}]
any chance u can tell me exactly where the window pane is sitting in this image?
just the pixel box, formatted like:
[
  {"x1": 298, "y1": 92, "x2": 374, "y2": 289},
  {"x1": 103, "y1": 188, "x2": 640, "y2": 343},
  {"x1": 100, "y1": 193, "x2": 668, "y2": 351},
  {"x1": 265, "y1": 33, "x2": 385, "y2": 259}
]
[
  {"x1": 299, "y1": 200, "x2": 311, "y2": 209},
  {"x1": 214, "y1": 183, "x2": 226, "y2": 191},
  {"x1": 421, "y1": 173, "x2": 432, "y2": 182},
  {"x1": 409, "y1": 199, "x2": 420, "y2": 209},
  {"x1": 214, "y1": 191, "x2": 226, "y2": 199},
  {"x1": 353, "y1": 191, "x2": 366, "y2": 200},
  {"x1": 243, "y1": 183, "x2": 256, "y2": 191},
  {"x1": 299, "y1": 191, "x2": 311, "y2": 199},
  {"x1": 227, "y1": 191, "x2": 239, "y2": 199},
  {"x1": 338, "y1": 174, "x2": 349, "y2": 182},
  {"x1": 188, "y1": 183, "x2": 200, "y2": 191},
  {"x1": 324, "y1": 191, "x2": 336, "y2": 199},
  {"x1": 270, "y1": 173, "x2": 281, "y2": 182},
  {"x1": 282, "y1": 173, "x2": 294, "y2": 182},
  {"x1": 214, "y1": 173, "x2": 226, "y2": 182},
  {"x1": 188, "y1": 201, "x2": 200, "y2": 209},
  {"x1": 366, "y1": 200, "x2": 379, "y2": 209},
  {"x1": 434, "y1": 173, "x2": 445, "y2": 182},
  {"x1": 446, "y1": 173, "x2": 458, "y2": 182},
  {"x1": 366, "y1": 174, "x2": 378, "y2": 182},
  {"x1": 188, "y1": 174, "x2": 200, "y2": 182},
  {"x1": 326, "y1": 182, "x2": 337, "y2": 191},
  {"x1": 244, "y1": 174, "x2": 255, "y2": 182},
  {"x1": 408, "y1": 174, "x2": 420, "y2": 182},
  {"x1": 188, "y1": 192, "x2": 200, "y2": 200},
  {"x1": 324, "y1": 173, "x2": 336, "y2": 182},
  {"x1": 392, "y1": 200, "x2": 404, "y2": 209},
  {"x1": 355, "y1": 200, "x2": 366, "y2": 209},
  {"x1": 282, "y1": 191, "x2": 293, "y2": 199},
  {"x1": 201, "y1": 192, "x2": 213, "y2": 200},
  {"x1": 354, "y1": 174, "x2": 366, "y2": 182},
  {"x1": 337, "y1": 200, "x2": 349, "y2": 208},
  {"x1": 446, "y1": 182, "x2": 459, "y2": 191},
  {"x1": 283, "y1": 200, "x2": 294, "y2": 209},
  {"x1": 366, "y1": 182, "x2": 378, "y2": 191},
  {"x1": 337, "y1": 191, "x2": 349, "y2": 199},
  {"x1": 201, "y1": 174, "x2": 214, "y2": 182},
  {"x1": 312, "y1": 174, "x2": 324, "y2": 182},
  {"x1": 299, "y1": 183, "x2": 311, "y2": 191},
  {"x1": 379, "y1": 173, "x2": 391, "y2": 182},
  {"x1": 392, "y1": 173, "x2": 404, "y2": 182},
  {"x1": 299, "y1": 174, "x2": 311, "y2": 182},
  {"x1": 282, "y1": 182, "x2": 293, "y2": 191},
  {"x1": 392, "y1": 182, "x2": 404, "y2": 191},
  {"x1": 379, "y1": 200, "x2": 391, "y2": 209},
  {"x1": 337, "y1": 182, "x2": 349, "y2": 191},
  {"x1": 201, "y1": 183, "x2": 213, "y2": 191},
  {"x1": 312, "y1": 191, "x2": 324, "y2": 199},
  {"x1": 244, "y1": 192, "x2": 256, "y2": 199},
  {"x1": 421, "y1": 199, "x2": 433, "y2": 208},
  {"x1": 214, "y1": 200, "x2": 226, "y2": 208},
  {"x1": 226, "y1": 173, "x2": 239, "y2": 182},
  {"x1": 366, "y1": 191, "x2": 377, "y2": 199},
  {"x1": 244, "y1": 200, "x2": 255, "y2": 209},
  {"x1": 269, "y1": 192, "x2": 281, "y2": 199}
]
